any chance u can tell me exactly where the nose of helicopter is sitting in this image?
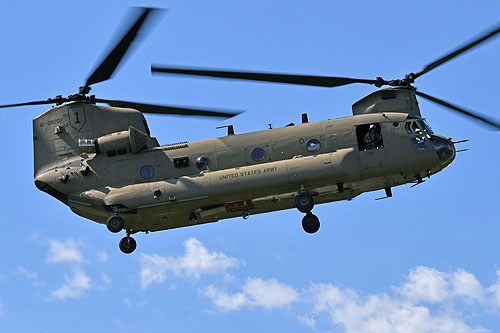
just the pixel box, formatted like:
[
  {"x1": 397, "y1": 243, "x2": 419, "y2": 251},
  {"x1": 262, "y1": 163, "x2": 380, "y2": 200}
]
[{"x1": 429, "y1": 134, "x2": 456, "y2": 168}]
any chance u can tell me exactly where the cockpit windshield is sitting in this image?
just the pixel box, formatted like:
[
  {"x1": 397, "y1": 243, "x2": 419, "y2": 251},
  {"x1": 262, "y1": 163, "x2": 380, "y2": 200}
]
[
  {"x1": 405, "y1": 116, "x2": 433, "y2": 135},
  {"x1": 418, "y1": 119, "x2": 433, "y2": 133}
]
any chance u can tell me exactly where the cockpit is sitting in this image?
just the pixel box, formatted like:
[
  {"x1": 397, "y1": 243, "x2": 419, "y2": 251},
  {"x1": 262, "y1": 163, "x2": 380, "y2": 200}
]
[{"x1": 405, "y1": 115, "x2": 455, "y2": 166}]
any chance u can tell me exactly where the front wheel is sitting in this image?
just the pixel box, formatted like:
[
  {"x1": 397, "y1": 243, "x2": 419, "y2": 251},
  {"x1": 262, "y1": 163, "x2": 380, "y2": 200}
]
[
  {"x1": 107, "y1": 215, "x2": 124, "y2": 233},
  {"x1": 302, "y1": 213, "x2": 320, "y2": 234},
  {"x1": 119, "y1": 236, "x2": 137, "y2": 254},
  {"x1": 295, "y1": 192, "x2": 314, "y2": 213}
]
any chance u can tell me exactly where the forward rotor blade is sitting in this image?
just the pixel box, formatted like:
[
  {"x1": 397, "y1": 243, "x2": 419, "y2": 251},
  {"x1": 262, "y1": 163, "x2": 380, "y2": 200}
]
[
  {"x1": 85, "y1": 7, "x2": 163, "y2": 88},
  {"x1": 415, "y1": 91, "x2": 500, "y2": 130},
  {"x1": 151, "y1": 65, "x2": 382, "y2": 87},
  {"x1": 0, "y1": 99, "x2": 58, "y2": 109},
  {"x1": 94, "y1": 98, "x2": 242, "y2": 118},
  {"x1": 413, "y1": 21, "x2": 500, "y2": 80}
]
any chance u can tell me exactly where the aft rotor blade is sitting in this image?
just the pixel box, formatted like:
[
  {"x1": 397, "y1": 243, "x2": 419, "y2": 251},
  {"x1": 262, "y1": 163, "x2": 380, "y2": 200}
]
[
  {"x1": 151, "y1": 65, "x2": 382, "y2": 87},
  {"x1": 95, "y1": 98, "x2": 242, "y2": 118},
  {"x1": 415, "y1": 91, "x2": 500, "y2": 130},
  {"x1": 85, "y1": 7, "x2": 163, "y2": 88},
  {"x1": 0, "y1": 99, "x2": 59, "y2": 109},
  {"x1": 412, "y1": 21, "x2": 500, "y2": 80}
]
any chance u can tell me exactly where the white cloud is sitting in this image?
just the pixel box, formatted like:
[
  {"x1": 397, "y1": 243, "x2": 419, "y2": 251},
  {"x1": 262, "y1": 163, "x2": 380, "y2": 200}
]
[
  {"x1": 298, "y1": 314, "x2": 316, "y2": 329},
  {"x1": 397, "y1": 266, "x2": 450, "y2": 302},
  {"x1": 204, "y1": 285, "x2": 248, "y2": 311},
  {"x1": 140, "y1": 237, "x2": 241, "y2": 288},
  {"x1": 46, "y1": 239, "x2": 85, "y2": 264},
  {"x1": 204, "y1": 278, "x2": 298, "y2": 311},
  {"x1": 96, "y1": 250, "x2": 108, "y2": 263},
  {"x1": 488, "y1": 270, "x2": 500, "y2": 308},
  {"x1": 135, "y1": 239, "x2": 500, "y2": 332},
  {"x1": 452, "y1": 268, "x2": 485, "y2": 303},
  {"x1": 201, "y1": 265, "x2": 500, "y2": 332},
  {"x1": 243, "y1": 278, "x2": 298, "y2": 309},
  {"x1": 308, "y1": 282, "x2": 488, "y2": 333},
  {"x1": 51, "y1": 269, "x2": 92, "y2": 300}
]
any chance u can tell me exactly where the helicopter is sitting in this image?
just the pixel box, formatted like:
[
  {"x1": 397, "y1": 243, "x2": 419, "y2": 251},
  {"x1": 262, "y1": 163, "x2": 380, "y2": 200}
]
[{"x1": 1, "y1": 7, "x2": 500, "y2": 255}]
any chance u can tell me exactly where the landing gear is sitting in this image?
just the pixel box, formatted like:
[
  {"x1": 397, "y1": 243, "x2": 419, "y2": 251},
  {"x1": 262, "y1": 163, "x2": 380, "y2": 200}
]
[
  {"x1": 106, "y1": 215, "x2": 124, "y2": 233},
  {"x1": 295, "y1": 192, "x2": 314, "y2": 213},
  {"x1": 302, "y1": 212, "x2": 320, "y2": 234},
  {"x1": 106, "y1": 214, "x2": 137, "y2": 254},
  {"x1": 296, "y1": 190, "x2": 320, "y2": 234},
  {"x1": 119, "y1": 235, "x2": 136, "y2": 254}
]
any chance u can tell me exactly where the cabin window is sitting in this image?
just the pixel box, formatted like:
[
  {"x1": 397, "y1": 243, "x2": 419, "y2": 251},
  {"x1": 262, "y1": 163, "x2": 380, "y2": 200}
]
[
  {"x1": 356, "y1": 123, "x2": 384, "y2": 151},
  {"x1": 140, "y1": 165, "x2": 155, "y2": 179},
  {"x1": 107, "y1": 150, "x2": 116, "y2": 157},
  {"x1": 306, "y1": 139, "x2": 321, "y2": 153},
  {"x1": 196, "y1": 156, "x2": 210, "y2": 170},
  {"x1": 117, "y1": 148, "x2": 127, "y2": 155},
  {"x1": 251, "y1": 148, "x2": 266, "y2": 161}
]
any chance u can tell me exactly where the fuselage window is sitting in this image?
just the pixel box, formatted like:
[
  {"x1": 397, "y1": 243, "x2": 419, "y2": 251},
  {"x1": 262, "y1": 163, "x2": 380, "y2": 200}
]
[
  {"x1": 251, "y1": 147, "x2": 266, "y2": 161},
  {"x1": 140, "y1": 165, "x2": 155, "y2": 179},
  {"x1": 306, "y1": 139, "x2": 321, "y2": 153},
  {"x1": 356, "y1": 123, "x2": 384, "y2": 151},
  {"x1": 196, "y1": 156, "x2": 210, "y2": 170}
]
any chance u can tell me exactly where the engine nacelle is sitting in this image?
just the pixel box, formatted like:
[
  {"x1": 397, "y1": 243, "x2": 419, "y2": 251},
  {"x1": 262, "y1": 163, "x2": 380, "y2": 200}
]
[{"x1": 79, "y1": 126, "x2": 150, "y2": 155}]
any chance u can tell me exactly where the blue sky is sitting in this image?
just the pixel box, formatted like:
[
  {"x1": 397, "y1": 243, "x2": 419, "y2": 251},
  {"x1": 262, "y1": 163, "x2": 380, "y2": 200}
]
[{"x1": 1, "y1": 1, "x2": 500, "y2": 332}]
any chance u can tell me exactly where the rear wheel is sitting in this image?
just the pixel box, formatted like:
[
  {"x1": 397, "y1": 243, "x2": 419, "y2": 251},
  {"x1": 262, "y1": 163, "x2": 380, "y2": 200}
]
[
  {"x1": 302, "y1": 213, "x2": 320, "y2": 234},
  {"x1": 119, "y1": 236, "x2": 137, "y2": 254}
]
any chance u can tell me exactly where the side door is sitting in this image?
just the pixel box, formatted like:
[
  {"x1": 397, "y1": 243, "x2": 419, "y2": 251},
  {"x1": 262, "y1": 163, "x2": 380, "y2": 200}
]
[{"x1": 356, "y1": 123, "x2": 388, "y2": 177}]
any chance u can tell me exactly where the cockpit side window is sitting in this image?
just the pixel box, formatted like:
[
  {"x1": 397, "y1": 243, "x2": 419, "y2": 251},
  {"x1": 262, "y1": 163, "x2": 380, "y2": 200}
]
[
  {"x1": 356, "y1": 123, "x2": 384, "y2": 151},
  {"x1": 405, "y1": 120, "x2": 430, "y2": 150},
  {"x1": 405, "y1": 122, "x2": 412, "y2": 134},
  {"x1": 411, "y1": 121, "x2": 422, "y2": 135}
]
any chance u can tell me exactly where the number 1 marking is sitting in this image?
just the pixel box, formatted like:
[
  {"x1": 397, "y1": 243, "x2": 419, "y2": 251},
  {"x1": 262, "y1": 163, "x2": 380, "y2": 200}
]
[{"x1": 74, "y1": 111, "x2": 81, "y2": 124}]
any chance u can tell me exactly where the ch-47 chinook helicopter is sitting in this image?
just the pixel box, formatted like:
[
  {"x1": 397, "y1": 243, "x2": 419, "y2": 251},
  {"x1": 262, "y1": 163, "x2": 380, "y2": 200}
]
[{"x1": 2, "y1": 7, "x2": 500, "y2": 254}]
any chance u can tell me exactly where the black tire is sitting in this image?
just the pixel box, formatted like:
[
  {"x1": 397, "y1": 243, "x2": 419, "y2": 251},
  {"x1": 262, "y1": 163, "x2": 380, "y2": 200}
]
[
  {"x1": 302, "y1": 213, "x2": 320, "y2": 234},
  {"x1": 119, "y1": 236, "x2": 137, "y2": 254},
  {"x1": 106, "y1": 215, "x2": 124, "y2": 233},
  {"x1": 295, "y1": 192, "x2": 314, "y2": 213}
]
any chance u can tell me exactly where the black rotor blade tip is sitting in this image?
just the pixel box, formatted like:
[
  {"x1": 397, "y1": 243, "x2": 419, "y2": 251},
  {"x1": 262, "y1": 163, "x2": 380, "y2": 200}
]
[{"x1": 85, "y1": 7, "x2": 163, "y2": 88}]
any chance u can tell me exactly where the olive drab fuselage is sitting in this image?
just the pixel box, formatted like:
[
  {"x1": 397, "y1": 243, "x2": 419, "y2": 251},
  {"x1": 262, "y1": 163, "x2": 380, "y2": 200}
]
[{"x1": 32, "y1": 87, "x2": 456, "y2": 232}]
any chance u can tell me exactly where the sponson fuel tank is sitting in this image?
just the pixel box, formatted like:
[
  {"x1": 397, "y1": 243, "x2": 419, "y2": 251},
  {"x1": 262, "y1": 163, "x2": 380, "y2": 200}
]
[{"x1": 98, "y1": 148, "x2": 359, "y2": 209}]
